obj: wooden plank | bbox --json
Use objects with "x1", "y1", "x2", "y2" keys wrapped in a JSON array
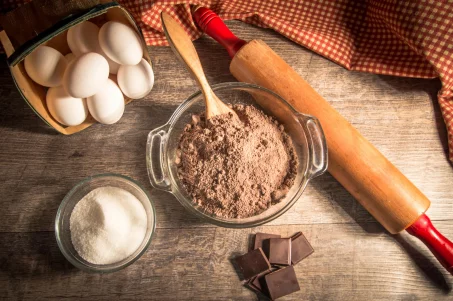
[
  {"x1": 0, "y1": 69, "x2": 451, "y2": 232},
  {"x1": 0, "y1": 21, "x2": 452, "y2": 231},
  {"x1": 1, "y1": 223, "x2": 452, "y2": 300},
  {"x1": 0, "y1": 20, "x2": 453, "y2": 300}
]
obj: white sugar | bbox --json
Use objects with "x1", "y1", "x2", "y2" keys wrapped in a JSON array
[{"x1": 70, "y1": 186, "x2": 147, "y2": 264}]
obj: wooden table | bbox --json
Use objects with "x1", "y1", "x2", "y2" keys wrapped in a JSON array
[{"x1": 1, "y1": 21, "x2": 453, "y2": 300}]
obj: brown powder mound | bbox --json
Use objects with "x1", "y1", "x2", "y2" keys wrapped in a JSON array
[{"x1": 176, "y1": 104, "x2": 298, "y2": 219}]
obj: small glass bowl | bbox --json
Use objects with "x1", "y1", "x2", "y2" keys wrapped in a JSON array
[{"x1": 55, "y1": 173, "x2": 156, "y2": 273}]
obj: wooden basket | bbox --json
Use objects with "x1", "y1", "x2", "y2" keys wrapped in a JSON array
[{"x1": 0, "y1": 0, "x2": 152, "y2": 134}]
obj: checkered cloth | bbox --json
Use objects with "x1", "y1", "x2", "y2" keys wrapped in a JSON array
[{"x1": 3, "y1": 0, "x2": 453, "y2": 160}]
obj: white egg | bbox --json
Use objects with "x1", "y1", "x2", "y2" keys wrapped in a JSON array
[
  {"x1": 67, "y1": 21, "x2": 120, "y2": 74},
  {"x1": 87, "y1": 79, "x2": 125, "y2": 124},
  {"x1": 99, "y1": 21, "x2": 143, "y2": 65},
  {"x1": 46, "y1": 86, "x2": 88, "y2": 126},
  {"x1": 117, "y1": 59, "x2": 154, "y2": 99},
  {"x1": 43, "y1": 30, "x2": 71, "y2": 55},
  {"x1": 65, "y1": 53, "x2": 76, "y2": 64},
  {"x1": 63, "y1": 52, "x2": 109, "y2": 98},
  {"x1": 67, "y1": 21, "x2": 100, "y2": 56},
  {"x1": 24, "y1": 45, "x2": 67, "y2": 87},
  {"x1": 99, "y1": 47, "x2": 120, "y2": 74}
]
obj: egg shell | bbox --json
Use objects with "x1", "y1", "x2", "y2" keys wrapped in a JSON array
[
  {"x1": 117, "y1": 59, "x2": 154, "y2": 99},
  {"x1": 66, "y1": 21, "x2": 120, "y2": 74},
  {"x1": 99, "y1": 21, "x2": 143, "y2": 65},
  {"x1": 87, "y1": 79, "x2": 125, "y2": 124},
  {"x1": 67, "y1": 21, "x2": 101, "y2": 56},
  {"x1": 100, "y1": 47, "x2": 120, "y2": 74},
  {"x1": 63, "y1": 52, "x2": 109, "y2": 98},
  {"x1": 46, "y1": 86, "x2": 88, "y2": 126},
  {"x1": 24, "y1": 45, "x2": 67, "y2": 87},
  {"x1": 43, "y1": 30, "x2": 71, "y2": 55},
  {"x1": 65, "y1": 53, "x2": 76, "y2": 64}
]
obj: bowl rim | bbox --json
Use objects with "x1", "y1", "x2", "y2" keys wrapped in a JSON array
[
  {"x1": 55, "y1": 173, "x2": 156, "y2": 273},
  {"x1": 158, "y1": 82, "x2": 314, "y2": 228},
  {"x1": 167, "y1": 82, "x2": 303, "y2": 125}
]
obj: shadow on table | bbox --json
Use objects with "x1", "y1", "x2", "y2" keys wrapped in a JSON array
[
  {"x1": 311, "y1": 174, "x2": 451, "y2": 293},
  {"x1": 378, "y1": 75, "x2": 451, "y2": 166},
  {"x1": 194, "y1": 35, "x2": 236, "y2": 85},
  {"x1": 307, "y1": 74, "x2": 451, "y2": 291},
  {"x1": 0, "y1": 97, "x2": 58, "y2": 135},
  {"x1": 0, "y1": 231, "x2": 77, "y2": 280},
  {"x1": 0, "y1": 60, "x2": 57, "y2": 135},
  {"x1": 394, "y1": 234, "x2": 451, "y2": 293},
  {"x1": 229, "y1": 251, "x2": 245, "y2": 281},
  {"x1": 0, "y1": 188, "x2": 77, "y2": 279}
]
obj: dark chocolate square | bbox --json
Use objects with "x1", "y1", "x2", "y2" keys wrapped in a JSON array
[
  {"x1": 291, "y1": 232, "x2": 314, "y2": 265},
  {"x1": 251, "y1": 275, "x2": 263, "y2": 291},
  {"x1": 245, "y1": 272, "x2": 272, "y2": 299},
  {"x1": 250, "y1": 270, "x2": 272, "y2": 293},
  {"x1": 291, "y1": 231, "x2": 302, "y2": 240},
  {"x1": 234, "y1": 248, "x2": 271, "y2": 280},
  {"x1": 268, "y1": 238, "x2": 291, "y2": 266},
  {"x1": 245, "y1": 269, "x2": 276, "y2": 300},
  {"x1": 265, "y1": 266, "x2": 300, "y2": 300},
  {"x1": 254, "y1": 232, "x2": 281, "y2": 250},
  {"x1": 245, "y1": 277, "x2": 260, "y2": 294}
]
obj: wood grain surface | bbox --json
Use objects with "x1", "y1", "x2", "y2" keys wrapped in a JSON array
[{"x1": 1, "y1": 21, "x2": 453, "y2": 300}]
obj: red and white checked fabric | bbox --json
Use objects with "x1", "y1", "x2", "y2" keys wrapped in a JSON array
[{"x1": 3, "y1": 0, "x2": 453, "y2": 161}]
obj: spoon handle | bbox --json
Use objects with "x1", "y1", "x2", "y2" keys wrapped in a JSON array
[
  {"x1": 161, "y1": 12, "x2": 236, "y2": 119},
  {"x1": 161, "y1": 12, "x2": 211, "y2": 95}
]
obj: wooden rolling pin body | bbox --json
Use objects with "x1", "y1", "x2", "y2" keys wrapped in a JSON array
[{"x1": 230, "y1": 40, "x2": 429, "y2": 234}]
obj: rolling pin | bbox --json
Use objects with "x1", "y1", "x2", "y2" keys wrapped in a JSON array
[{"x1": 192, "y1": 7, "x2": 453, "y2": 275}]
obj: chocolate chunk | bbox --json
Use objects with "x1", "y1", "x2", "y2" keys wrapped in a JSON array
[
  {"x1": 251, "y1": 270, "x2": 270, "y2": 293},
  {"x1": 265, "y1": 266, "x2": 300, "y2": 300},
  {"x1": 245, "y1": 270, "x2": 274, "y2": 299},
  {"x1": 253, "y1": 232, "x2": 281, "y2": 250},
  {"x1": 251, "y1": 275, "x2": 264, "y2": 292},
  {"x1": 268, "y1": 238, "x2": 291, "y2": 266},
  {"x1": 291, "y1": 232, "x2": 314, "y2": 265},
  {"x1": 234, "y1": 248, "x2": 271, "y2": 280},
  {"x1": 245, "y1": 277, "x2": 261, "y2": 294},
  {"x1": 291, "y1": 231, "x2": 302, "y2": 240}
]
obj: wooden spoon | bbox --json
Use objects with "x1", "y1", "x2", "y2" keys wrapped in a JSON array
[{"x1": 161, "y1": 12, "x2": 236, "y2": 120}]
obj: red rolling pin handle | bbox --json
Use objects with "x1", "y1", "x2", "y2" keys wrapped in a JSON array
[
  {"x1": 192, "y1": 6, "x2": 246, "y2": 58},
  {"x1": 193, "y1": 6, "x2": 453, "y2": 276},
  {"x1": 407, "y1": 214, "x2": 453, "y2": 274}
]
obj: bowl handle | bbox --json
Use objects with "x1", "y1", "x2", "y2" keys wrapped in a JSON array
[
  {"x1": 146, "y1": 124, "x2": 172, "y2": 192},
  {"x1": 297, "y1": 113, "x2": 328, "y2": 179}
]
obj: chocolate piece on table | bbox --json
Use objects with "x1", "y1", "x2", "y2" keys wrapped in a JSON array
[
  {"x1": 250, "y1": 275, "x2": 263, "y2": 291},
  {"x1": 245, "y1": 277, "x2": 260, "y2": 293},
  {"x1": 245, "y1": 284, "x2": 270, "y2": 300},
  {"x1": 268, "y1": 238, "x2": 291, "y2": 266},
  {"x1": 235, "y1": 248, "x2": 271, "y2": 280},
  {"x1": 265, "y1": 266, "x2": 300, "y2": 300},
  {"x1": 254, "y1": 232, "x2": 281, "y2": 250},
  {"x1": 250, "y1": 269, "x2": 271, "y2": 292},
  {"x1": 291, "y1": 231, "x2": 302, "y2": 240},
  {"x1": 291, "y1": 232, "x2": 314, "y2": 265},
  {"x1": 246, "y1": 270, "x2": 273, "y2": 299}
]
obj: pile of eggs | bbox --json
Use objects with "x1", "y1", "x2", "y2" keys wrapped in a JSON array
[{"x1": 24, "y1": 20, "x2": 154, "y2": 126}]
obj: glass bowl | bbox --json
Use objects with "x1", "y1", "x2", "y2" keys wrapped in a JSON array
[
  {"x1": 147, "y1": 82, "x2": 327, "y2": 228},
  {"x1": 55, "y1": 173, "x2": 156, "y2": 273}
]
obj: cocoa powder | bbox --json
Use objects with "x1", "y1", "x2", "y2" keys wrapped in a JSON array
[{"x1": 176, "y1": 104, "x2": 298, "y2": 218}]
